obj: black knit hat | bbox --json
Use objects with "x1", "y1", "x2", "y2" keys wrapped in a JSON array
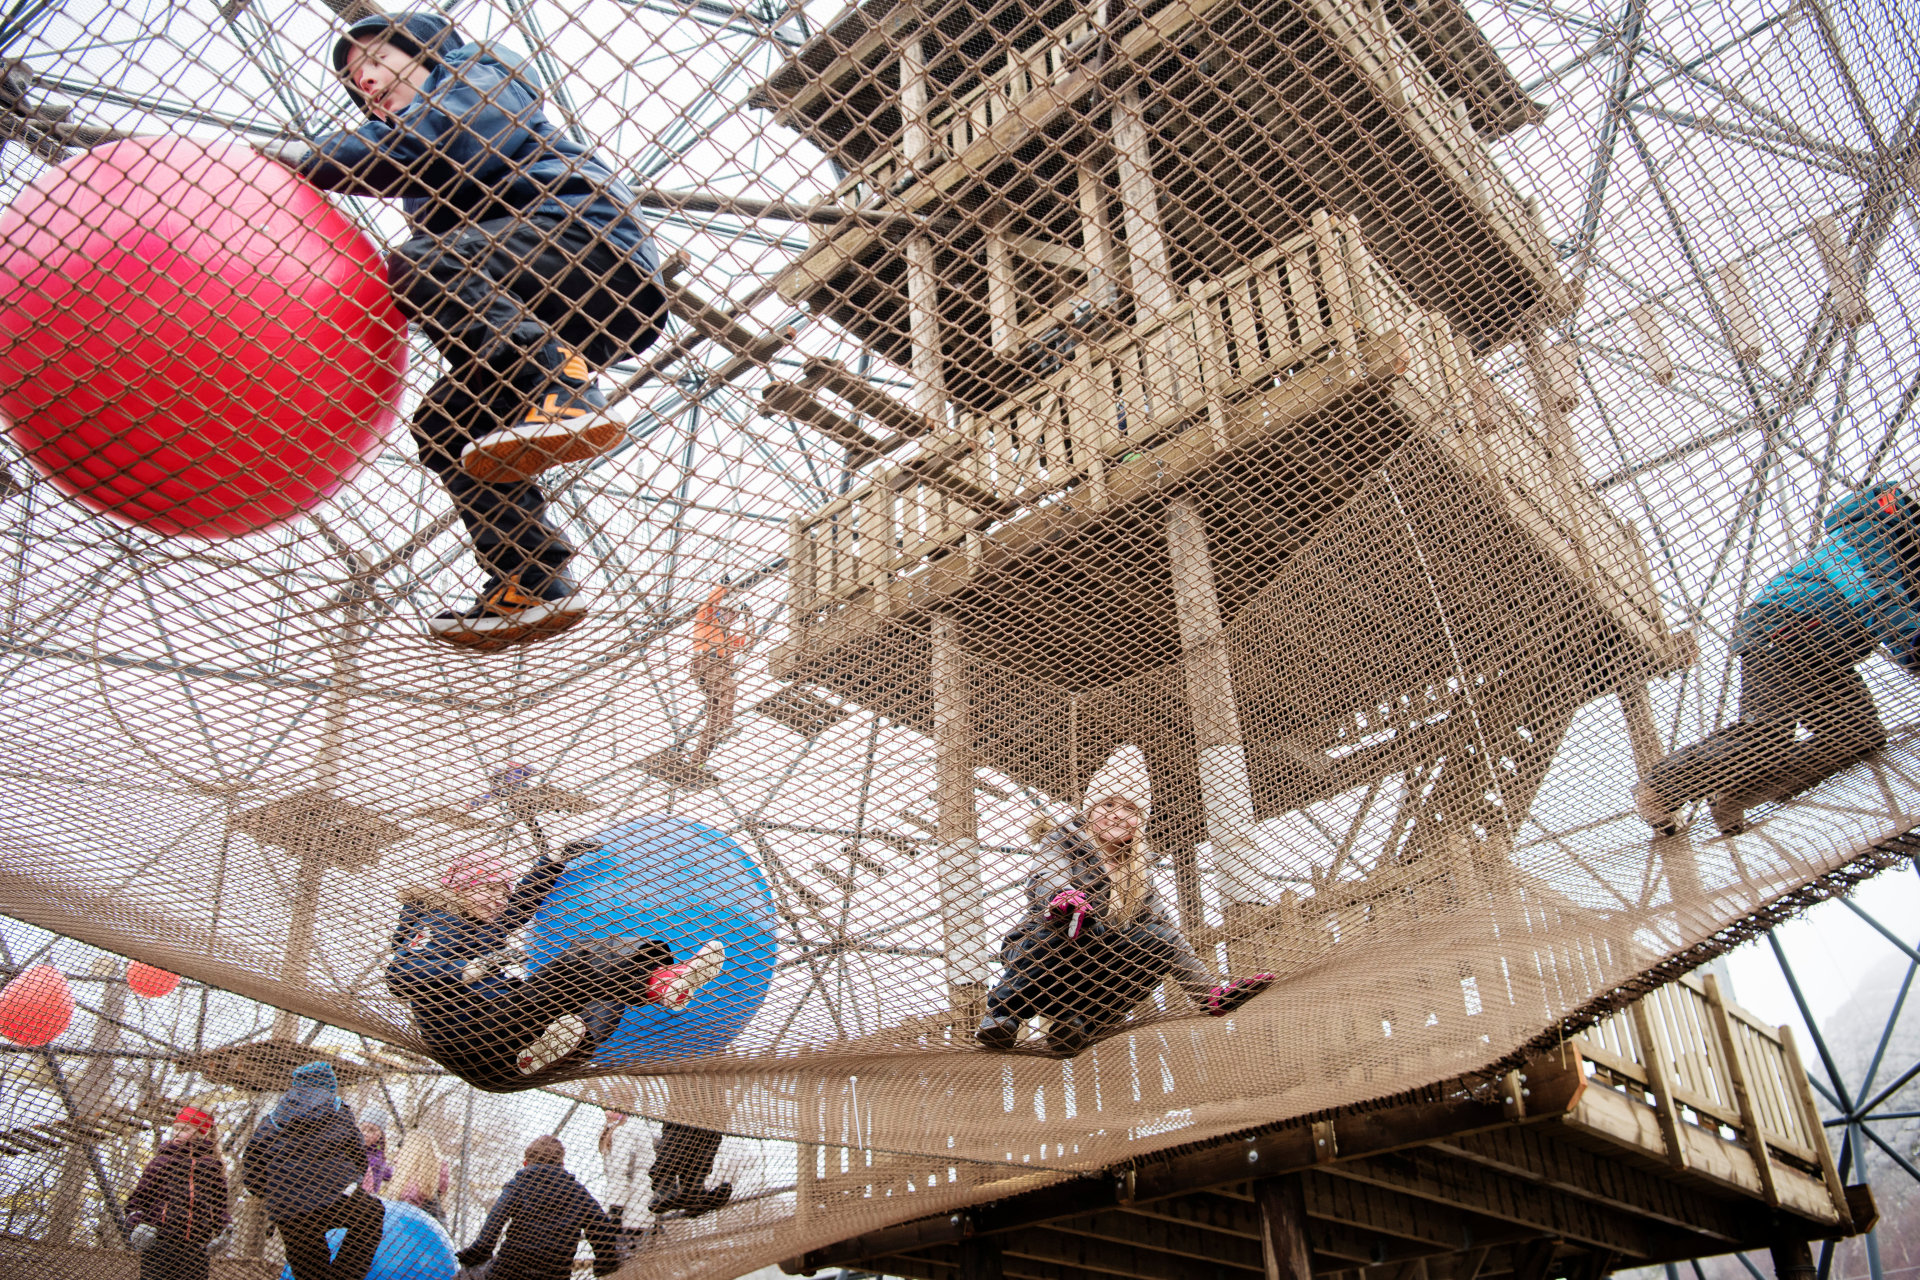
[{"x1": 331, "y1": 11, "x2": 461, "y2": 87}]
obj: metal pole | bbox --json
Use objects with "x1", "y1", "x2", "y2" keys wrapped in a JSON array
[{"x1": 456, "y1": 1087, "x2": 476, "y2": 1241}]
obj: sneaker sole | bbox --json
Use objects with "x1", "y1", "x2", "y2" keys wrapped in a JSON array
[
  {"x1": 430, "y1": 601, "x2": 589, "y2": 651},
  {"x1": 461, "y1": 417, "x2": 624, "y2": 484},
  {"x1": 516, "y1": 1014, "x2": 587, "y2": 1075}
]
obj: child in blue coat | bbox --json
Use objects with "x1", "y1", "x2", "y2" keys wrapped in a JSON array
[
  {"x1": 1637, "y1": 483, "x2": 1920, "y2": 835},
  {"x1": 263, "y1": 12, "x2": 666, "y2": 648},
  {"x1": 387, "y1": 842, "x2": 723, "y2": 1091}
]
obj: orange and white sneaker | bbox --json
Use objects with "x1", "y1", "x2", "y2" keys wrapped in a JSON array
[
  {"x1": 646, "y1": 939, "x2": 727, "y2": 1011},
  {"x1": 461, "y1": 346, "x2": 624, "y2": 484},
  {"x1": 429, "y1": 577, "x2": 587, "y2": 650}
]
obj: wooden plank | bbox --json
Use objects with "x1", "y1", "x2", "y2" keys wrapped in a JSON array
[
  {"x1": 1003, "y1": 1225, "x2": 1264, "y2": 1280},
  {"x1": 1777, "y1": 1024, "x2": 1852, "y2": 1229},
  {"x1": 1629, "y1": 997, "x2": 1689, "y2": 1172},
  {"x1": 1702, "y1": 974, "x2": 1780, "y2": 1207},
  {"x1": 1562, "y1": 1074, "x2": 1840, "y2": 1224}
]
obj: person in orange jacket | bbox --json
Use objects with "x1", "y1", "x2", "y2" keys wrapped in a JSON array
[{"x1": 687, "y1": 581, "x2": 751, "y2": 770}]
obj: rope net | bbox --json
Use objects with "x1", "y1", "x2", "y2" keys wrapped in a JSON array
[{"x1": 0, "y1": 0, "x2": 1913, "y2": 1272}]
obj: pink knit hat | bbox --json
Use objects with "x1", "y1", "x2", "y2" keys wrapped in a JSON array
[{"x1": 442, "y1": 850, "x2": 510, "y2": 890}]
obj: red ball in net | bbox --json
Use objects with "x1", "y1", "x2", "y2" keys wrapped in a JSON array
[
  {"x1": 126, "y1": 960, "x2": 179, "y2": 999},
  {"x1": 0, "y1": 136, "x2": 407, "y2": 539},
  {"x1": 0, "y1": 964, "x2": 72, "y2": 1045}
]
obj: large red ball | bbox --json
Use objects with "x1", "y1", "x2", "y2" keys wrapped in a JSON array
[
  {"x1": 0, "y1": 964, "x2": 73, "y2": 1045},
  {"x1": 0, "y1": 135, "x2": 407, "y2": 539}
]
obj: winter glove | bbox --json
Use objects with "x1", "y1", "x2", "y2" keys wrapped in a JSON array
[
  {"x1": 128, "y1": 1223, "x2": 158, "y2": 1252},
  {"x1": 1047, "y1": 889, "x2": 1093, "y2": 939},
  {"x1": 205, "y1": 1229, "x2": 232, "y2": 1256},
  {"x1": 457, "y1": 1244, "x2": 494, "y2": 1268},
  {"x1": 462, "y1": 948, "x2": 518, "y2": 984},
  {"x1": 249, "y1": 136, "x2": 313, "y2": 170}
]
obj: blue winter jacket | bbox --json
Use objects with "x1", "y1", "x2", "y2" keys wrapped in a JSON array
[
  {"x1": 386, "y1": 853, "x2": 566, "y2": 1003},
  {"x1": 240, "y1": 1062, "x2": 369, "y2": 1222},
  {"x1": 1736, "y1": 484, "x2": 1920, "y2": 671},
  {"x1": 304, "y1": 13, "x2": 658, "y2": 278}
]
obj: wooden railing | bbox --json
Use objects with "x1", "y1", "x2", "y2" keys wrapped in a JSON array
[
  {"x1": 1572, "y1": 972, "x2": 1849, "y2": 1206},
  {"x1": 787, "y1": 212, "x2": 1466, "y2": 620}
]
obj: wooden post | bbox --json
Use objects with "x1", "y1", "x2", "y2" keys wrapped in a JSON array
[
  {"x1": 899, "y1": 27, "x2": 930, "y2": 169},
  {"x1": 904, "y1": 236, "x2": 948, "y2": 421},
  {"x1": 1702, "y1": 974, "x2": 1779, "y2": 1206},
  {"x1": 1254, "y1": 1176, "x2": 1313, "y2": 1280},
  {"x1": 1779, "y1": 1023, "x2": 1853, "y2": 1228},
  {"x1": 1629, "y1": 997, "x2": 1689, "y2": 1172},
  {"x1": 1166, "y1": 497, "x2": 1261, "y2": 910},
  {"x1": 43, "y1": 963, "x2": 124, "y2": 1243},
  {"x1": 1769, "y1": 1240, "x2": 1816, "y2": 1280},
  {"x1": 959, "y1": 1235, "x2": 1005, "y2": 1280},
  {"x1": 932, "y1": 614, "x2": 991, "y2": 1010},
  {"x1": 1112, "y1": 86, "x2": 1176, "y2": 325},
  {"x1": 985, "y1": 212, "x2": 1020, "y2": 356},
  {"x1": 1077, "y1": 156, "x2": 1121, "y2": 309}
]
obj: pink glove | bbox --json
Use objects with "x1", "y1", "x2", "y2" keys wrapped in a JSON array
[{"x1": 1048, "y1": 889, "x2": 1093, "y2": 938}]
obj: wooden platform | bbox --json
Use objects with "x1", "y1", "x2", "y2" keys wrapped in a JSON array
[
  {"x1": 772, "y1": 214, "x2": 1685, "y2": 824},
  {"x1": 783, "y1": 976, "x2": 1871, "y2": 1280},
  {"x1": 755, "y1": 0, "x2": 1568, "y2": 390}
]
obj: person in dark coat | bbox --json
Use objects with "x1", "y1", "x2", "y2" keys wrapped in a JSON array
[
  {"x1": 241, "y1": 1062, "x2": 385, "y2": 1280},
  {"x1": 386, "y1": 840, "x2": 724, "y2": 1092},
  {"x1": 124, "y1": 1106, "x2": 231, "y2": 1280},
  {"x1": 976, "y1": 795, "x2": 1274, "y2": 1057},
  {"x1": 457, "y1": 1135, "x2": 619, "y2": 1279},
  {"x1": 1636, "y1": 483, "x2": 1920, "y2": 836},
  {"x1": 255, "y1": 12, "x2": 668, "y2": 648}
]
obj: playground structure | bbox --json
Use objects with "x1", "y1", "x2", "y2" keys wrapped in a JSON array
[{"x1": 0, "y1": 0, "x2": 1917, "y2": 1276}]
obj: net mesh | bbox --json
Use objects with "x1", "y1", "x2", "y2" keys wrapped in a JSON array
[{"x1": 0, "y1": 0, "x2": 1913, "y2": 1273}]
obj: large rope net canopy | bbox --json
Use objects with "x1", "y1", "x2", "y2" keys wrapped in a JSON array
[{"x1": 0, "y1": 0, "x2": 1914, "y2": 1271}]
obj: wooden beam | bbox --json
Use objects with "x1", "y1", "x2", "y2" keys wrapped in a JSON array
[
  {"x1": 762, "y1": 382, "x2": 894, "y2": 465},
  {"x1": 803, "y1": 357, "x2": 946, "y2": 438},
  {"x1": 962, "y1": 1236, "x2": 1007, "y2": 1280},
  {"x1": 1258, "y1": 1177, "x2": 1314, "y2": 1280},
  {"x1": 1003, "y1": 1226, "x2": 1264, "y2": 1280},
  {"x1": 1321, "y1": 1154, "x2": 1666, "y2": 1258},
  {"x1": 1701, "y1": 975, "x2": 1778, "y2": 1207},
  {"x1": 1778, "y1": 1025, "x2": 1852, "y2": 1230},
  {"x1": 1427, "y1": 1127, "x2": 1753, "y2": 1241},
  {"x1": 1302, "y1": 1171, "x2": 1539, "y2": 1252},
  {"x1": 1628, "y1": 999, "x2": 1689, "y2": 1173},
  {"x1": 1054, "y1": 1211, "x2": 1263, "y2": 1270}
]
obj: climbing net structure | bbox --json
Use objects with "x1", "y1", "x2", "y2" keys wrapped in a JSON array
[{"x1": 0, "y1": 0, "x2": 1916, "y2": 1272}]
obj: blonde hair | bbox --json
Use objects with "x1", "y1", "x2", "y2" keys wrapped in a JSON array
[{"x1": 389, "y1": 1131, "x2": 444, "y2": 1204}]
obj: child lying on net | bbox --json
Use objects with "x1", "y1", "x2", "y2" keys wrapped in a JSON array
[
  {"x1": 975, "y1": 793, "x2": 1274, "y2": 1057},
  {"x1": 387, "y1": 843, "x2": 724, "y2": 1091}
]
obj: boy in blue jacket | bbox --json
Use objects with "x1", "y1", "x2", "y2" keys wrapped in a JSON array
[
  {"x1": 263, "y1": 13, "x2": 666, "y2": 648},
  {"x1": 458, "y1": 1136, "x2": 619, "y2": 1279},
  {"x1": 1637, "y1": 483, "x2": 1920, "y2": 836}
]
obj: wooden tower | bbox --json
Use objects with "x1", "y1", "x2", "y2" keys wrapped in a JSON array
[{"x1": 751, "y1": 0, "x2": 1692, "y2": 1009}]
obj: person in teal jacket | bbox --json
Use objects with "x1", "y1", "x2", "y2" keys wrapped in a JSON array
[
  {"x1": 259, "y1": 12, "x2": 666, "y2": 648},
  {"x1": 1636, "y1": 483, "x2": 1920, "y2": 836}
]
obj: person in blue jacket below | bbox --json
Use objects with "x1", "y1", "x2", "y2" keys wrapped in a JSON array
[
  {"x1": 458, "y1": 1136, "x2": 619, "y2": 1279},
  {"x1": 387, "y1": 840, "x2": 725, "y2": 1092},
  {"x1": 257, "y1": 12, "x2": 667, "y2": 649},
  {"x1": 241, "y1": 1062, "x2": 384, "y2": 1280},
  {"x1": 1636, "y1": 483, "x2": 1920, "y2": 837}
]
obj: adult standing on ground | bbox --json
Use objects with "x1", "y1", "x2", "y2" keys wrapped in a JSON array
[
  {"x1": 456, "y1": 1135, "x2": 619, "y2": 1279},
  {"x1": 686, "y1": 581, "x2": 751, "y2": 771},
  {"x1": 241, "y1": 1061, "x2": 385, "y2": 1280}
]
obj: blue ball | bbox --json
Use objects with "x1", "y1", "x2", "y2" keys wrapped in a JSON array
[
  {"x1": 279, "y1": 1199, "x2": 455, "y2": 1280},
  {"x1": 525, "y1": 815, "x2": 776, "y2": 1063}
]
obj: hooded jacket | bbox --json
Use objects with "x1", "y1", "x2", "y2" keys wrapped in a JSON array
[
  {"x1": 386, "y1": 852, "x2": 566, "y2": 1004},
  {"x1": 124, "y1": 1134, "x2": 230, "y2": 1247},
  {"x1": 1737, "y1": 483, "x2": 1920, "y2": 671},
  {"x1": 1013, "y1": 822, "x2": 1179, "y2": 940},
  {"x1": 305, "y1": 13, "x2": 658, "y2": 281},
  {"x1": 241, "y1": 1063, "x2": 369, "y2": 1222},
  {"x1": 461, "y1": 1161, "x2": 619, "y2": 1279}
]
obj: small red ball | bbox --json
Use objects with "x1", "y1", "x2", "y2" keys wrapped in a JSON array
[
  {"x1": 126, "y1": 960, "x2": 179, "y2": 999},
  {"x1": 0, "y1": 135, "x2": 407, "y2": 539},
  {"x1": 0, "y1": 964, "x2": 73, "y2": 1046}
]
